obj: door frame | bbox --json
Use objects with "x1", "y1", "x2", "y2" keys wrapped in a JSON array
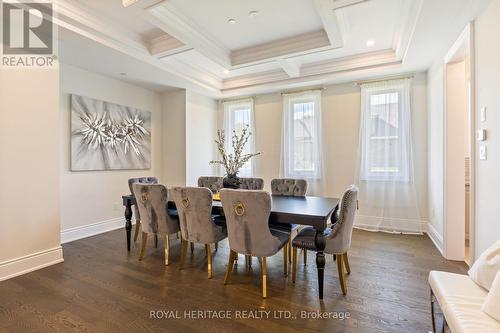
[{"x1": 442, "y1": 23, "x2": 476, "y2": 263}]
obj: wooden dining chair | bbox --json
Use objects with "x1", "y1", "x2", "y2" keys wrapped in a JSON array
[
  {"x1": 270, "y1": 178, "x2": 308, "y2": 264},
  {"x1": 133, "y1": 183, "x2": 180, "y2": 266},
  {"x1": 128, "y1": 177, "x2": 159, "y2": 243},
  {"x1": 291, "y1": 185, "x2": 358, "y2": 295},
  {"x1": 170, "y1": 187, "x2": 228, "y2": 279},
  {"x1": 220, "y1": 189, "x2": 290, "y2": 299}
]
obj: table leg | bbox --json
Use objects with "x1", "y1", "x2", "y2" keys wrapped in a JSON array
[
  {"x1": 125, "y1": 199, "x2": 132, "y2": 251},
  {"x1": 314, "y1": 228, "x2": 326, "y2": 300}
]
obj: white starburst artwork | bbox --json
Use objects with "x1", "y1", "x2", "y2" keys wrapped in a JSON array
[{"x1": 71, "y1": 94, "x2": 151, "y2": 170}]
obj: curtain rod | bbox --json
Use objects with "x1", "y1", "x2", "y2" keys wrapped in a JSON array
[
  {"x1": 219, "y1": 96, "x2": 255, "y2": 103},
  {"x1": 281, "y1": 87, "x2": 324, "y2": 96},
  {"x1": 355, "y1": 73, "x2": 414, "y2": 86}
]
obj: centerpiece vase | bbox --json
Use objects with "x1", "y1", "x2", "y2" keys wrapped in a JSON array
[{"x1": 223, "y1": 173, "x2": 241, "y2": 189}]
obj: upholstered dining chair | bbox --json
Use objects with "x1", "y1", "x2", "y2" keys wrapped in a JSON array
[
  {"x1": 133, "y1": 183, "x2": 180, "y2": 266},
  {"x1": 197, "y1": 176, "x2": 223, "y2": 193},
  {"x1": 170, "y1": 187, "x2": 228, "y2": 279},
  {"x1": 291, "y1": 185, "x2": 358, "y2": 295},
  {"x1": 270, "y1": 178, "x2": 308, "y2": 264},
  {"x1": 239, "y1": 177, "x2": 264, "y2": 190},
  {"x1": 128, "y1": 177, "x2": 159, "y2": 243},
  {"x1": 220, "y1": 189, "x2": 290, "y2": 299}
]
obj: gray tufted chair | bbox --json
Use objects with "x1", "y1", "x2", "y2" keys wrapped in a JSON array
[
  {"x1": 291, "y1": 185, "x2": 358, "y2": 295},
  {"x1": 271, "y1": 178, "x2": 308, "y2": 196},
  {"x1": 220, "y1": 189, "x2": 290, "y2": 299},
  {"x1": 197, "y1": 176, "x2": 223, "y2": 193},
  {"x1": 239, "y1": 177, "x2": 264, "y2": 190},
  {"x1": 133, "y1": 183, "x2": 180, "y2": 266},
  {"x1": 170, "y1": 187, "x2": 228, "y2": 279},
  {"x1": 270, "y1": 178, "x2": 308, "y2": 265},
  {"x1": 128, "y1": 177, "x2": 159, "y2": 243}
]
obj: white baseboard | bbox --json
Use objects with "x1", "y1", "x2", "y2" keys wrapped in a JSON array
[
  {"x1": 426, "y1": 222, "x2": 444, "y2": 255},
  {"x1": 61, "y1": 217, "x2": 128, "y2": 244},
  {"x1": 0, "y1": 246, "x2": 64, "y2": 282},
  {"x1": 354, "y1": 215, "x2": 427, "y2": 234}
]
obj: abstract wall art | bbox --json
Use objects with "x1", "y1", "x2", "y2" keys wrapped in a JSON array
[{"x1": 71, "y1": 94, "x2": 151, "y2": 171}]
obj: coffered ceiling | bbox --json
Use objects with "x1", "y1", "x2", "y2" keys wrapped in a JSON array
[{"x1": 55, "y1": 0, "x2": 489, "y2": 97}]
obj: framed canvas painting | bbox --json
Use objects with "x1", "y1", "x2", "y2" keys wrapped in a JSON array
[{"x1": 71, "y1": 94, "x2": 151, "y2": 170}]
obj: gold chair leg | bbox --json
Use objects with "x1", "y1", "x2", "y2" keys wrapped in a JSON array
[
  {"x1": 303, "y1": 249, "x2": 307, "y2": 265},
  {"x1": 283, "y1": 244, "x2": 288, "y2": 276},
  {"x1": 336, "y1": 253, "x2": 347, "y2": 295},
  {"x1": 224, "y1": 250, "x2": 236, "y2": 285},
  {"x1": 179, "y1": 239, "x2": 188, "y2": 270},
  {"x1": 133, "y1": 220, "x2": 141, "y2": 243},
  {"x1": 288, "y1": 238, "x2": 292, "y2": 264},
  {"x1": 154, "y1": 234, "x2": 158, "y2": 248},
  {"x1": 206, "y1": 244, "x2": 213, "y2": 279},
  {"x1": 164, "y1": 234, "x2": 170, "y2": 266},
  {"x1": 139, "y1": 232, "x2": 148, "y2": 261},
  {"x1": 292, "y1": 246, "x2": 297, "y2": 283},
  {"x1": 262, "y1": 257, "x2": 267, "y2": 299},
  {"x1": 343, "y1": 253, "x2": 351, "y2": 274},
  {"x1": 190, "y1": 242, "x2": 194, "y2": 253}
]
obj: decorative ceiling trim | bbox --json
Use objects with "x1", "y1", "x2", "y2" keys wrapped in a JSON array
[
  {"x1": 146, "y1": 1, "x2": 232, "y2": 68},
  {"x1": 149, "y1": 34, "x2": 192, "y2": 57},
  {"x1": 313, "y1": 0, "x2": 346, "y2": 48},
  {"x1": 53, "y1": 0, "x2": 222, "y2": 94},
  {"x1": 393, "y1": 0, "x2": 423, "y2": 61},
  {"x1": 231, "y1": 30, "x2": 331, "y2": 67},
  {"x1": 277, "y1": 58, "x2": 301, "y2": 78}
]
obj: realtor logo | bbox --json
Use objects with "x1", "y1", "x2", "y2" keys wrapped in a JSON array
[{"x1": 1, "y1": 0, "x2": 56, "y2": 67}]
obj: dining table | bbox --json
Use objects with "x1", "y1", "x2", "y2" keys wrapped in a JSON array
[{"x1": 121, "y1": 193, "x2": 339, "y2": 300}]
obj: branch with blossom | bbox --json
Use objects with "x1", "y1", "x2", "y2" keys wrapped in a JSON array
[{"x1": 209, "y1": 125, "x2": 260, "y2": 176}]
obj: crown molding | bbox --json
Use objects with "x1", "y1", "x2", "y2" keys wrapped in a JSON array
[
  {"x1": 231, "y1": 30, "x2": 331, "y2": 67},
  {"x1": 53, "y1": 0, "x2": 222, "y2": 94},
  {"x1": 313, "y1": 0, "x2": 346, "y2": 48},
  {"x1": 393, "y1": 0, "x2": 423, "y2": 61},
  {"x1": 146, "y1": 1, "x2": 232, "y2": 68},
  {"x1": 149, "y1": 34, "x2": 192, "y2": 57},
  {"x1": 277, "y1": 58, "x2": 301, "y2": 78}
]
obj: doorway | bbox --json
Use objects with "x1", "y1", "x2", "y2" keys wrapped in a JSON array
[{"x1": 443, "y1": 23, "x2": 475, "y2": 264}]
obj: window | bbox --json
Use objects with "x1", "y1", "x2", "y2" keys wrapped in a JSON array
[
  {"x1": 282, "y1": 91, "x2": 322, "y2": 179},
  {"x1": 223, "y1": 99, "x2": 255, "y2": 176},
  {"x1": 360, "y1": 80, "x2": 412, "y2": 181}
]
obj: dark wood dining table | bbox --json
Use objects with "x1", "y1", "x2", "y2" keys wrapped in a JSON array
[{"x1": 121, "y1": 194, "x2": 339, "y2": 300}]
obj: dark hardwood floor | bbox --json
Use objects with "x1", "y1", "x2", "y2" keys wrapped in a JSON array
[{"x1": 0, "y1": 229, "x2": 466, "y2": 333}]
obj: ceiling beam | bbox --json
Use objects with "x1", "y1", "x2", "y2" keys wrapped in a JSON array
[
  {"x1": 331, "y1": 0, "x2": 369, "y2": 10},
  {"x1": 277, "y1": 58, "x2": 301, "y2": 78},
  {"x1": 312, "y1": 0, "x2": 345, "y2": 48},
  {"x1": 146, "y1": 1, "x2": 232, "y2": 68}
]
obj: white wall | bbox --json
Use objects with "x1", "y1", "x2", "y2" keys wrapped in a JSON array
[
  {"x1": 427, "y1": 63, "x2": 445, "y2": 251},
  {"x1": 217, "y1": 73, "x2": 428, "y2": 223},
  {"x1": 161, "y1": 89, "x2": 187, "y2": 186},
  {"x1": 59, "y1": 64, "x2": 163, "y2": 242},
  {"x1": 185, "y1": 91, "x2": 218, "y2": 186},
  {"x1": 0, "y1": 68, "x2": 62, "y2": 280},
  {"x1": 474, "y1": 0, "x2": 500, "y2": 255}
]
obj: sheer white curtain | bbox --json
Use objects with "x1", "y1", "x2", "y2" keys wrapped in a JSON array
[
  {"x1": 223, "y1": 98, "x2": 256, "y2": 177},
  {"x1": 355, "y1": 78, "x2": 422, "y2": 233},
  {"x1": 281, "y1": 91, "x2": 324, "y2": 195}
]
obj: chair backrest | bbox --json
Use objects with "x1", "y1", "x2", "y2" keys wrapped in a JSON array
[
  {"x1": 128, "y1": 177, "x2": 159, "y2": 220},
  {"x1": 271, "y1": 178, "x2": 307, "y2": 197},
  {"x1": 239, "y1": 177, "x2": 264, "y2": 190},
  {"x1": 220, "y1": 189, "x2": 280, "y2": 257},
  {"x1": 197, "y1": 176, "x2": 223, "y2": 193},
  {"x1": 128, "y1": 177, "x2": 159, "y2": 194},
  {"x1": 133, "y1": 183, "x2": 178, "y2": 235},
  {"x1": 326, "y1": 185, "x2": 358, "y2": 254},
  {"x1": 170, "y1": 187, "x2": 225, "y2": 244}
]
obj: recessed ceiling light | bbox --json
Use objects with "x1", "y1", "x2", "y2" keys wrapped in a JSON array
[
  {"x1": 366, "y1": 40, "x2": 375, "y2": 47},
  {"x1": 249, "y1": 10, "x2": 259, "y2": 18},
  {"x1": 223, "y1": 69, "x2": 230, "y2": 74},
  {"x1": 227, "y1": 18, "x2": 236, "y2": 25}
]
